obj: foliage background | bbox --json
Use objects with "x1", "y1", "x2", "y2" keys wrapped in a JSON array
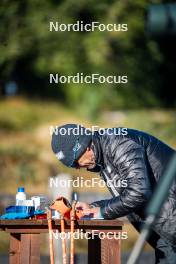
[{"x1": 1, "y1": 0, "x2": 176, "y2": 118}]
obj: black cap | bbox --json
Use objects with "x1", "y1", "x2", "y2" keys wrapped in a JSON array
[{"x1": 51, "y1": 124, "x2": 92, "y2": 168}]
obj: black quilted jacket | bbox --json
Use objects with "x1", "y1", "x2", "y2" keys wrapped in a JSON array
[{"x1": 90, "y1": 128, "x2": 176, "y2": 246}]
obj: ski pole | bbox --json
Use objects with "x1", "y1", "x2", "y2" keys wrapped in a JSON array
[{"x1": 127, "y1": 153, "x2": 176, "y2": 264}]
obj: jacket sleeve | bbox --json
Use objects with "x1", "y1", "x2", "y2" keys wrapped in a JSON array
[{"x1": 91, "y1": 141, "x2": 152, "y2": 219}]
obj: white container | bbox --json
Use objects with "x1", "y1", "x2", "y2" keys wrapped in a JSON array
[
  {"x1": 31, "y1": 196, "x2": 48, "y2": 210},
  {"x1": 17, "y1": 200, "x2": 34, "y2": 206},
  {"x1": 31, "y1": 196, "x2": 41, "y2": 210},
  {"x1": 16, "y1": 187, "x2": 26, "y2": 205}
]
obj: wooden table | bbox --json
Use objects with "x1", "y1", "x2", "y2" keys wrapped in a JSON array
[{"x1": 0, "y1": 219, "x2": 123, "y2": 264}]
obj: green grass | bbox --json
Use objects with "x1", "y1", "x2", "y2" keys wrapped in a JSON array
[
  {"x1": 0, "y1": 97, "x2": 70, "y2": 132},
  {"x1": 100, "y1": 109, "x2": 176, "y2": 147}
]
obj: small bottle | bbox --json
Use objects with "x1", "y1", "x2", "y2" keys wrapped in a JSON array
[{"x1": 16, "y1": 187, "x2": 26, "y2": 205}]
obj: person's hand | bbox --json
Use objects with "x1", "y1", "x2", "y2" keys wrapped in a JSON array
[
  {"x1": 75, "y1": 201, "x2": 90, "y2": 210},
  {"x1": 79, "y1": 207, "x2": 102, "y2": 219}
]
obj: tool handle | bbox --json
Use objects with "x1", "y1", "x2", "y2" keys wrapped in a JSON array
[
  {"x1": 61, "y1": 217, "x2": 67, "y2": 264},
  {"x1": 47, "y1": 210, "x2": 54, "y2": 264}
]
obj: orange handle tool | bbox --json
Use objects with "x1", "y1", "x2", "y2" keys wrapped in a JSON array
[
  {"x1": 50, "y1": 197, "x2": 71, "y2": 220},
  {"x1": 47, "y1": 209, "x2": 55, "y2": 264},
  {"x1": 70, "y1": 199, "x2": 77, "y2": 264},
  {"x1": 61, "y1": 215, "x2": 67, "y2": 264}
]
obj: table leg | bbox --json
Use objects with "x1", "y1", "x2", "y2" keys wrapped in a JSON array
[
  {"x1": 9, "y1": 233, "x2": 21, "y2": 264},
  {"x1": 20, "y1": 234, "x2": 31, "y2": 264},
  {"x1": 88, "y1": 235, "x2": 101, "y2": 264},
  {"x1": 30, "y1": 234, "x2": 40, "y2": 264},
  {"x1": 88, "y1": 234, "x2": 121, "y2": 264},
  {"x1": 101, "y1": 235, "x2": 121, "y2": 264},
  {"x1": 9, "y1": 233, "x2": 40, "y2": 264}
]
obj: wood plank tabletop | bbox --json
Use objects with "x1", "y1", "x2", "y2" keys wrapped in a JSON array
[
  {"x1": 0, "y1": 219, "x2": 123, "y2": 233},
  {"x1": 0, "y1": 219, "x2": 123, "y2": 226}
]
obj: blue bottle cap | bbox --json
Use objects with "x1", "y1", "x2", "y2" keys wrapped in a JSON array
[{"x1": 18, "y1": 187, "x2": 25, "y2": 192}]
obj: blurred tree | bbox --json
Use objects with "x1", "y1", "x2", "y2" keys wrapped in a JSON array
[{"x1": 0, "y1": 0, "x2": 175, "y2": 117}]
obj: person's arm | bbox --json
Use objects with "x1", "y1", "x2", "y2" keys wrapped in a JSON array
[{"x1": 90, "y1": 141, "x2": 152, "y2": 219}]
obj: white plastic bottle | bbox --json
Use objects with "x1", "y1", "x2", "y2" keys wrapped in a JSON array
[{"x1": 16, "y1": 187, "x2": 26, "y2": 205}]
